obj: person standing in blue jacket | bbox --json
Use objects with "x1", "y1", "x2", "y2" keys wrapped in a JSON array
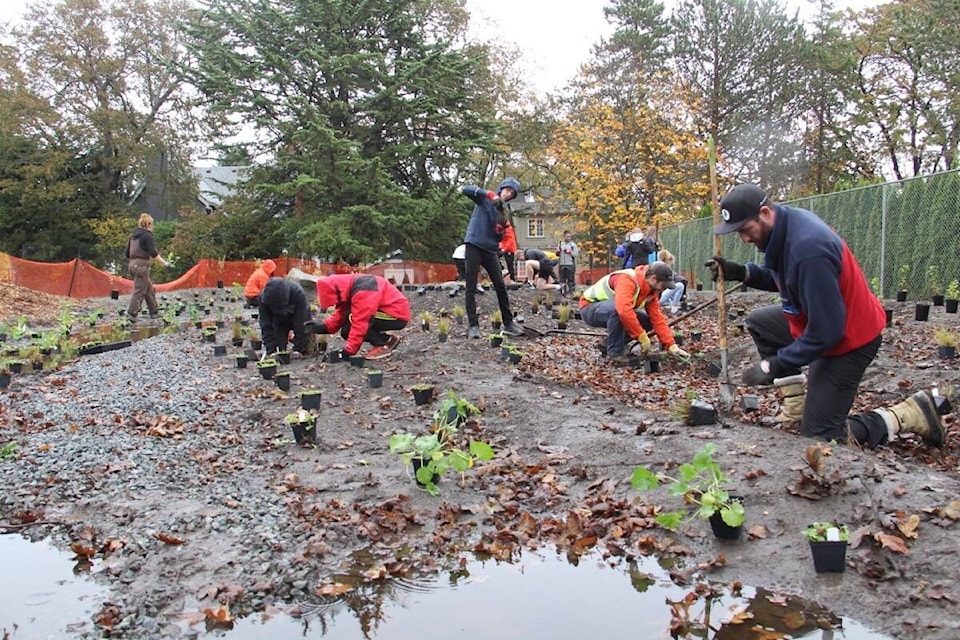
[{"x1": 461, "y1": 178, "x2": 525, "y2": 339}]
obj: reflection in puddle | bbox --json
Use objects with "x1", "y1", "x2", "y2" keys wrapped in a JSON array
[
  {"x1": 0, "y1": 534, "x2": 107, "y2": 639},
  {"x1": 219, "y1": 549, "x2": 892, "y2": 639}
]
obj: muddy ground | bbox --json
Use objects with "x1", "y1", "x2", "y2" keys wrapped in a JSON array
[{"x1": 1, "y1": 282, "x2": 959, "y2": 639}]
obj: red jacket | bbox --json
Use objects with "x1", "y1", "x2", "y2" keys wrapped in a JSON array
[
  {"x1": 316, "y1": 274, "x2": 411, "y2": 354},
  {"x1": 499, "y1": 223, "x2": 517, "y2": 254}
]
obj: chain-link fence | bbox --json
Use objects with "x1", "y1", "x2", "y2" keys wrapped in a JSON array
[{"x1": 660, "y1": 169, "x2": 960, "y2": 299}]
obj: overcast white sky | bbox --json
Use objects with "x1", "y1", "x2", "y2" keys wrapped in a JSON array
[{"x1": 2, "y1": 0, "x2": 880, "y2": 95}]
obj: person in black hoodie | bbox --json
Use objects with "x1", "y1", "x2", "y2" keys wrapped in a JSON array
[
  {"x1": 258, "y1": 277, "x2": 310, "y2": 356},
  {"x1": 126, "y1": 213, "x2": 170, "y2": 319}
]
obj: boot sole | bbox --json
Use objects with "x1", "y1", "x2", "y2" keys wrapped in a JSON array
[{"x1": 915, "y1": 391, "x2": 945, "y2": 448}]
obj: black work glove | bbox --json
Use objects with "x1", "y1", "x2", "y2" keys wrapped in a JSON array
[
  {"x1": 742, "y1": 357, "x2": 790, "y2": 386},
  {"x1": 705, "y1": 256, "x2": 747, "y2": 283},
  {"x1": 304, "y1": 320, "x2": 329, "y2": 335}
]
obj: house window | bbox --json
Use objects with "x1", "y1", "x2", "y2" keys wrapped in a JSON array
[{"x1": 527, "y1": 218, "x2": 544, "y2": 238}]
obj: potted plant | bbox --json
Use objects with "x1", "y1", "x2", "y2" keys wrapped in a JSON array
[
  {"x1": 433, "y1": 390, "x2": 480, "y2": 430},
  {"x1": 275, "y1": 349, "x2": 292, "y2": 365},
  {"x1": 927, "y1": 265, "x2": 944, "y2": 305},
  {"x1": 235, "y1": 353, "x2": 248, "y2": 369},
  {"x1": 0, "y1": 363, "x2": 11, "y2": 389},
  {"x1": 945, "y1": 280, "x2": 960, "y2": 314},
  {"x1": 896, "y1": 264, "x2": 910, "y2": 302},
  {"x1": 246, "y1": 327, "x2": 262, "y2": 351},
  {"x1": 284, "y1": 409, "x2": 317, "y2": 445},
  {"x1": 437, "y1": 316, "x2": 450, "y2": 343},
  {"x1": 556, "y1": 304, "x2": 572, "y2": 330},
  {"x1": 366, "y1": 369, "x2": 383, "y2": 388},
  {"x1": 257, "y1": 357, "x2": 278, "y2": 379},
  {"x1": 418, "y1": 311, "x2": 433, "y2": 332},
  {"x1": 231, "y1": 320, "x2": 244, "y2": 347},
  {"x1": 915, "y1": 302, "x2": 931, "y2": 322},
  {"x1": 452, "y1": 305, "x2": 466, "y2": 325},
  {"x1": 802, "y1": 522, "x2": 849, "y2": 573},
  {"x1": 201, "y1": 326, "x2": 217, "y2": 343},
  {"x1": 411, "y1": 383, "x2": 435, "y2": 406},
  {"x1": 212, "y1": 344, "x2": 227, "y2": 356},
  {"x1": 490, "y1": 309, "x2": 502, "y2": 331},
  {"x1": 507, "y1": 347, "x2": 524, "y2": 365},
  {"x1": 300, "y1": 389, "x2": 322, "y2": 410},
  {"x1": 388, "y1": 419, "x2": 495, "y2": 496},
  {"x1": 630, "y1": 443, "x2": 745, "y2": 540},
  {"x1": 489, "y1": 333, "x2": 503, "y2": 348},
  {"x1": 934, "y1": 328, "x2": 957, "y2": 359},
  {"x1": 275, "y1": 370, "x2": 291, "y2": 391}
]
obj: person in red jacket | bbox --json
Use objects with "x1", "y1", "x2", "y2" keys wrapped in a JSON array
[
  {"x1": 307, "y1": 274, "x2": 411, "y2": 361},
  {"x1": 243, "y1": 259, "x2": 277, "y2": 307},
  {"x1": 708, "y1": 183, "x2": 947, "y2": 449},
  {"x1": 499, "y1": 221, "x2": 518, "y2": 284}
]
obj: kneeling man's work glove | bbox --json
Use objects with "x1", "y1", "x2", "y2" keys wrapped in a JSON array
[
  {"x1": 634, "y1": 332, "x2": 652, "y2": 354},
  {"x1": 668, "y1": 344, "x2": 691, "y2": 361},
  {"x1": 705, "y1": 256, "x2": 746, "y2": 283},
  {"x1": 742, "y1": 357, "x2": 790, "y2": 386}
]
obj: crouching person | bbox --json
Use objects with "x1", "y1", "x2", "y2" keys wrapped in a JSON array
[
  {"x1": 259, "y1": 277, "x2": 310, "y2": 356},
  {"x1": 578, "y1": 262, "x2": 690, "y2": 366},
  {"x1": 307, "y1": 274, "x2": 411, "y2": 361}
]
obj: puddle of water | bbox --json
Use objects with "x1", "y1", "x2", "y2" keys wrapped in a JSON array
[
  {"x1": 212, "y1": 550, "x2": 893, "y2": 640},
  {"x1": 0, "y1": 534, "x2": 108, "y2": 639}
]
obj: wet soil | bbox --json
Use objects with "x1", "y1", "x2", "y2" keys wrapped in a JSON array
[{"x1": 1, "y1": 284, "x2": 959, "y2": 639}]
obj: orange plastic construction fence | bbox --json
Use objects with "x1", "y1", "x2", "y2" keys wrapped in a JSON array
[{"x1": 0, "y1": 252, "x2": 462, "y2": 298}]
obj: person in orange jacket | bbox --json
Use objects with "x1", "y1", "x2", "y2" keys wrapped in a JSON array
[
  {"x1": 243, "y1": 259, "x2": 277, "y2": 307},
  {"x1": 499, "y1": 221, "x2": 518, "y2": 284},
  {"x1": 579, "y1": 262, "x2": 691, "y2": 365},
  {"x1": 306, "y1": 273, "x2": 411, "y2": 361}
]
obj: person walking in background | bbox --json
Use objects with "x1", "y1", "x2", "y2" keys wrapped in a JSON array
[
  {"x1": 499, "y1": 221, "x2": 518, "y2": 284},
  {"x1": 258, "y1": 277, "x2": 310, "y2": 356},
  {"x1": 645, "y1": 225, "x2": 661, "y2": 263},
  {"x1": 243, "y1": 259, "x2": 277, "y2": 307},
  {"x1": 557, "y1": 230, "x2": 579, "y2": 293},
  {"x1": 708, "y1": 183, "x2": 947, "y2": 448},
  {"x1": 657, "y1": 249, "x2": 687, "y2": 314},
  {"x1": 579, "y1": 262, "x2": 690, "y2": 365},
  {"x1": 461, "y1": 178, "x2": 525, "y2": 339},
  {"x1": 125, "y1": 213, "x2": 170, "y2": 320},
  {"x1": 306, "y1": 273, "x2": 410, "y2": 361},
  {"x1": 452, "y1": 244, "x2": 467, "y2": 282}
]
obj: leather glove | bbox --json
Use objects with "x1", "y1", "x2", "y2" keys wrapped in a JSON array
[
  {"x1": 742, "y1": 357, "x2": 790, "y2": 386},
  {"x1": 668, "y1": 344, "x2": 691, "y2": 362},
  {"x1": 705, "y1": 255, "x2": 747, "y2": 283}
]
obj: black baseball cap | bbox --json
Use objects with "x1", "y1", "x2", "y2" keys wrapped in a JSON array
[
  {"x1": 646, "y1": 261, "x2": 676, "y2": 289},
  {"x1": 713, "y1": 184, "x2": 769, "y2": 235}
]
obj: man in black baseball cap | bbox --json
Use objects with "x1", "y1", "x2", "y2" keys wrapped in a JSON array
[
  {"x1": 712, "y1": 183, "x2": 770, "y2": 236},
  {"x1": 703, "y1": 183, "x2": 948, "y2": 452}
]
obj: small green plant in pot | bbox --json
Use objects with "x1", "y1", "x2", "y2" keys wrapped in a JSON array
[
  {"x1": 803, "y1": 521, "x2": 849, "y2": 573},
  {"x1": 284, "y1": 409, "x2": 317, "y2": 445},
  {"x1": 433, "y1": 390, "x2": 480, "y2": 430},
  {"x1": 389, "y1": 415, "x2": 494, "y2": 496},
  {"x1": 489, "y1": 309, "x2": 502, "y2": 330},
  {"x1": 437, "y1": 316, "x2": 451, "y2": 342},
  {"x1": 630, "y1": 443, "x2": 745, "y2": 539},
  {"x1": 418, "y1": 311, "x2": 433, "y2": 332},
  {"x1": 945, "y1": 280, "x2": 960, "y2": 313},
  {"x1": 933, "y1": 328, "x2": 957, "y2": 359}
]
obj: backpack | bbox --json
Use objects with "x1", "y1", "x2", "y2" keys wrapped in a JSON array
[{"x1": 627, "y1": 238, "x2": 655, "y2": 266}]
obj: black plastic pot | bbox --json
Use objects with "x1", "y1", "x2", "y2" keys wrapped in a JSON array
[
  {"x1": 915, "y1": 303, "x2": 931, "y2": 321},
  {"x1": 367, "y1": 371, "x2": 383, "y2": 388},
  {"x1": 645, "y1": 359, "x2": 660, "y2": 374},
  {"x1": 412, "y1": 386, "x2": 434, "y2": 406},
  {"x1": 688, "y1": 400, "x2": 717, "y2": 426},
  {"x1": 490, "y1": 335, "x2": 503, "y2": 348},
  {"x1": 300, "y1": 391, "x2": 322, "y2": 410},
  {"x1": 257, "y1": 363, "x2": 277, "y2": 380},
  {"x1": 236, "y1": 355, "x2": 248, "y2": 369},
  {"x1": 0, "y1": 373, "x2": 10, "y2": 389},
  {"x1": 884, "y1": 308, "x2": 893, "y2": 327},
  {"x1": 350, "y1": 355, "x2": 365, "y2": 368},
  {"x1": 213, "y1": 345, "x2": 227, "y2": 356},
  {"x1": 275, "y1": 372, "x2": 291, "y2": 391},
  {"x1": 946, "y1": 299, "x2": 959, "y2": 314},
  {"x1": 250, "y1": 339, "x2": 263, "y2": 350},
  {"x1": 741, "y1": 394, "x2": 760, "y2": 413},
  {"x1": 508, "y1": 351, "x2": 523, "y2": 365},
  {"x1": 412, "y1": 457, "x2": 439, "y2": 488},
  {"x1": 937, "y1": 345, "x2": 956, "y2": 359},
  {"x1": 290, "y1": 420, "x2": 316, "y2": 445},
  {"x1": 438, "y1": 333, "x2": 448, "y2": 343},
  {"x1": 896, "y1": 290, "x2": 908, "y2": 302},
  {"x1": 276, "y1": 351, "x2": 292, "y2": 365},
  {"x1": 809, "y1": 540, "x2": 847, "y2": 573},
  {"x1": 709, "y1": 498, "x2": 743, "y2": 540},
  {"x1": 932, "y1": 295, "x2": 945, "y2": 306},
  {"x1": 110, "y1": 289, "x2": 120, "y2": 300}
]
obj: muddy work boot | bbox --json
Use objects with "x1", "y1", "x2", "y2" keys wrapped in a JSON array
[
  {"x1": 773, "y1": 373, "x2": 806, "y2": 424},
  {"x1": 874, "y1": 390, "x2": 945, "y2": 447}
]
